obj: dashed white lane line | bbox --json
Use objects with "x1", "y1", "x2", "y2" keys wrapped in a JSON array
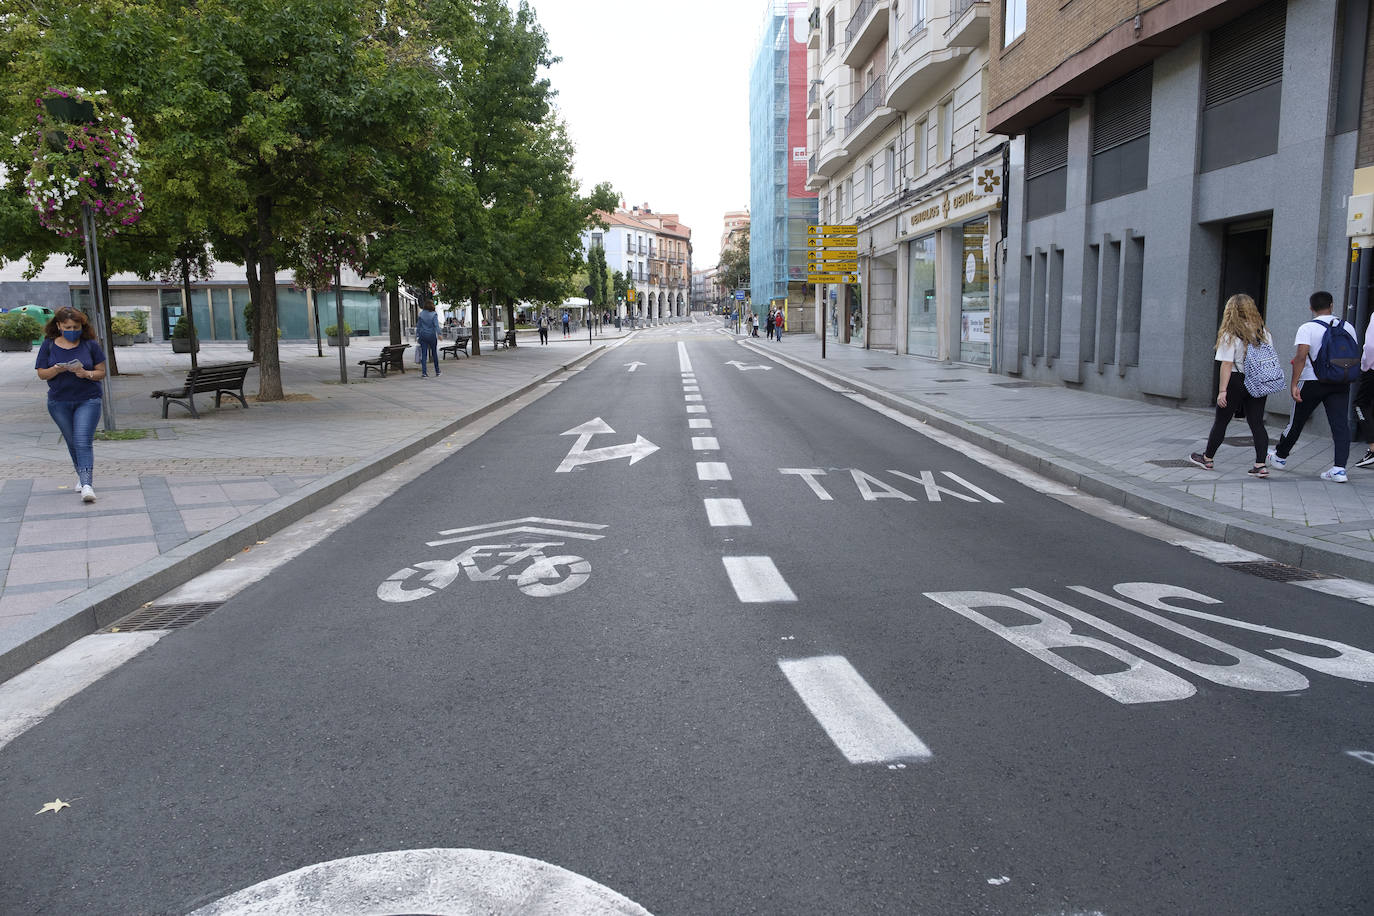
[
  {"x1": 778, "y1": 655, "x2": 933, "y2": 765},
  {"x1": 698, "y1": 462, "x2": 732, "y2": 481},
  {"x1": 689, "y1": 419, "x2": 713, "y2": 429},
  {"x1": 686, "y1": 405, "x2": 707, "y2": 414},
  {"x1": 704, "y1": 498, "x2": 752, "y2": 527},
  {"x1": 692, "y1": 437, "x2": 720, "y2": 450},
  {"x1": 684, "y1": 386, "x2": 700, "y2": 392},
  {"x1": 685, "y1": 394, "x2": 703, "y2": 402},
  {"x1": 677, "y1": 341, "x2": 692, "y2": 373},
  {"x1": 722, "y1": 556, "x2": 797, "y2": 602}
]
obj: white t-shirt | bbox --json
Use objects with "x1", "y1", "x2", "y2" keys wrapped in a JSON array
[
  {"x1": 1294, "y1": 315, "x2": 1357, "y2": 383},
  {"x1": 1215, "y1": 330, "x2": 1273, "y2": 366}
]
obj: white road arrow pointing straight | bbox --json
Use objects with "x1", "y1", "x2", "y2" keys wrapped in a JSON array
[
  {"x1": 558, "y1": 418, "x2": 659, "y2": 473},
  {"x1": 726, "y1": 360, "x2": 772, "y2": 371},
  {"x1": 624, "y1": 361, "x2": 646, "y2": 372}
]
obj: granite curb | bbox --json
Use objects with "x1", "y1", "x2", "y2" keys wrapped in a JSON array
[
  {"x1": 741, "y1": 339, "x2": 1374, "y2": 584},
  {"x1": 0, "y1": 345, "x2": 608, "y2": 683}
]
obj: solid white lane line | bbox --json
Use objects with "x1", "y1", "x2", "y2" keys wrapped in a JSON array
[
  {"x1": 687, "y1": 405, "x2": 707, "y2": 413},
  {"x1": 697, "y1": 462, "x2": 732, "y2": 480},
  {"x1": 678, "y1": 341, "x2": 692, "y2": 373},
  {"x1": 0, "y1": 633, "x2": 167, "y2": 749},
  {"x1": 685, "y1": 394, "x2": 703, "y2": 402},
  {"x1": 704, "y1": 498, "x2": 752, "y2": 527},
  {"x1": 689, "y1": 419, "x2": 713, "y2": 429},
  {"x1": 692, "y1": 437, "x2": 720, "y2": 450},
  {"x1": 778, "y1": 655, "x2": 933, "y2": 765},
  {"x1": 722, "y1": 556, "x2": 797, "y2": 602}
]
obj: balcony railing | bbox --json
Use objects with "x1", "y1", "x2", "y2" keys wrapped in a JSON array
[
  {"x1": 808, "y1": 81, "x2": 820, "y2": 106},
  {"x1": 845, "y1": 74, "x2": 885, "y2": 135},
  {"x1": 845, "y1": 0, "x2": 877, "y2": 46},
  {"x1": 809, "y1": 152, "x2": 818, "y2": 175},
  {"x1": 951, "y1": 0, "x2": 983, "y2": 17},
  {"x1": 809, "y1": 6, "x2": 820, "y2": 31}
]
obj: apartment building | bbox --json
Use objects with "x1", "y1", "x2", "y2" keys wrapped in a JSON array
[
  {"x1": 806, "y1": 0, "x2": 1005, "y2": 363},
  {"x1": 751, "y1": 1, "x2": 820, "y2": 331},
  {"x1": 990, "y1": 0, "x2": 1370, "y2": 406},
  {"x1": 580, "y1": 205, "x2": 693, "y2": 320},
  {"x1": 721, "y1": 209, "x2": 751, "y2": 255}
]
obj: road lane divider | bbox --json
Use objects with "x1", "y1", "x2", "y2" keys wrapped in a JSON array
[
  {"x1": 778, "y1": 655, "x2": 933, "y2": 765},
  {"x1": 704, "y1": 498, "x2": 752, "y2": 527},
  {"x1": 689, "y1": 419, "x2": 713, "y2": 429},
  {"x1": 692, "y1": 437, "x2": 720, "y2": 451},
  {"x1": 722, "y1": 556, "x2": 797, "y2": 602},
  {"x1": 698, "y1": 462, "x2": 731, "y2": 481},
  {"x1": 678, "y1": 341, "x2": 693, "y2": 374}
]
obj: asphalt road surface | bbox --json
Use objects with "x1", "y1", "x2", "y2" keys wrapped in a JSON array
[{"x1": 2, "y1": 325, "x2": 1372, "y2": 915}]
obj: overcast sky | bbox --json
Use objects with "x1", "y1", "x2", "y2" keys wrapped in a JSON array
[{"x1": 527, "y1": 0, "x2": 763, "y2": 267}]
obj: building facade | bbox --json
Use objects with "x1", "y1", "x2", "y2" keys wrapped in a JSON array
[
  {"x1": 806, "y1": 0, "x2": 1005, "y2": 363},
  {"x1": 751, "y1": 1, "x2": 820, "y2": 331},
  {"x1": 990, "y1": 0, "x2": 1370, "y2": 407},
  {"x1": 581, "y1": 205, "x2": 693, "y2": 320}
]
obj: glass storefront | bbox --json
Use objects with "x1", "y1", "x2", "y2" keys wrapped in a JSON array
[
  {"x1": 212, "y1": 289, "x2": 234, "y2": 340},
  {"x1": 278, "y1": 288, "x2": 311, "y2": 339},
  {"x1": 959, "y1": 217, "x2": 991, "y2": 365},
  {"x1": 906, "y1": 234, "x2": 938, "y2": 358}
]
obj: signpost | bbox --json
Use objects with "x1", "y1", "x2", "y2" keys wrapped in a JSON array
[{"x1": 807, "y1": 225, "x2": 859, "y2": 359}]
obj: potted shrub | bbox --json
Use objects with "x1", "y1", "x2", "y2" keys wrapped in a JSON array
[
  {"x1": 132, "y1": 309, "x2": 151, "y2": 343},
  {"x1": 324, "y1": 321, "x2": 351, "y2": 347},
  {"x1": 110, "y1": 314, "x2": 140, "y2": 346},
  {"x1": 0, "y1": 312, "x2": 43, "y2": 352},
  {"x1": 170, "y1": 314, "x2": 199, "y2": 354}
]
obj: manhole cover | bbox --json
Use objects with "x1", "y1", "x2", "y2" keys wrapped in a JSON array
[
  {"x1": 107, "y1": 601, "x2": 224, "y2": 632},
  {"x1": 994, "y1": 381, "x2": 1037, "y2": 388},
  {"x1": 1220, "y1": 561, "x2": 1324, "y2": 582},
  {"x1": 1148, "y1": 459, "x2": 1200, "y2": 468}
]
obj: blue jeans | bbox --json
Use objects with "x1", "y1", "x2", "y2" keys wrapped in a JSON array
[
  {"x1": 417, "y1": 337, "x2": 439, "y2": 375},
  {"x1": 48, "y1": 397, "x2": 101, "y2": 486}
]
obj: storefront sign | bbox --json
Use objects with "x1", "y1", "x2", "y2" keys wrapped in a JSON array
[{"x1": 901, "y1": 177, "x2": 1000, "y2": 240}]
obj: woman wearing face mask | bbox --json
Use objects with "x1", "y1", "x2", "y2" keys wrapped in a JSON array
[{"x1": 34, "y1": 307, "x2": 107, "y2": 502}]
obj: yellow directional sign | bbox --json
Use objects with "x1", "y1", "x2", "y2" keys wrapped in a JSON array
[
  {"x1": 807, "y1": 273, "x2": 859, "y2": 284},
  {"x1": 807, "y1": 224, "x2": 858, "y2": 235},
  {"x1": 807, "y1": 237, "x2": 858, "y2": 249},
  {"x1": 808, "y1": 250, "x2": 859, "y2": 261},
  {"x1": 809, "y1": 261, "x2": 858, "y2": 272}
]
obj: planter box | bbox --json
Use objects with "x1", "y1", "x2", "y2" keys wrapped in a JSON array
[
  {"x1": 0, "y1": 338, "x2": 33, "y2": 352},
  {"x1": 171, "y1": 338, "x2": 199, "y2": 354},
  {"x1": 113, "y1": 335, "x2": 135, "y2": 347},
  {"x1": 328, "y1": 336, "x2": 345, "y2": 347},
  {"x1": 134, "y1": 333, "x2": 151, "y2": 343}
]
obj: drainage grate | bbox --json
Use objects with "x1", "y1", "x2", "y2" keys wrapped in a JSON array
[
  {"x1": 994, "y1": 381, "x2": 1037, "y2": 389},
  {"x1": 934, "y1": 378, "x2": 967, "y2": 383},
  {"x1": 107, "y1": 601, "x2": 224, "y2": 632},
  {"x1": 1221, "y1": 561, "x2": 1324, "y2": 583},
  {"x1": 1222, "y1": 436, "x2": 1256, "y2": 447},
  {"x1": 1148, "y1": 459, "x2": 1200, "y2": 468},
  {"x1": 864, "y1": 366, "x2": 895, "y2": 371}
]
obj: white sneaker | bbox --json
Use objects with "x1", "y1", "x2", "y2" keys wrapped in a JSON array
[
  {"x1": 1267, "y1": 450, "x2": 1287, "y2": 469},
  {"x1": 80, "y1": 485, "x2": 96, "y2": 502},
  {"x1": 1320, "y1": 467, "x2": 1348, "y2": 483}
]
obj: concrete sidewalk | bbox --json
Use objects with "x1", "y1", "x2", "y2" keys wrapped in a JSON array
[
  {"x1": 736, "y1": 327, "x2": 1374, "y2": 585},
  {"x1": 0, "y1": 324, "x2": 639, "y2": 679}
]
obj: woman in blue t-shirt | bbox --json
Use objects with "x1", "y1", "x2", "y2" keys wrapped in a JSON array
[{"x1": 34, "y1": 307, "x2": 107, "y2": 502}]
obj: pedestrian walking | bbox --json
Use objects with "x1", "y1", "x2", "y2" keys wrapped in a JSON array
[
  {"x1": 1188, "y1": 294, "x2": 1280, "y2": 477},
  {"x1": 774, "y1": 307, "x2": 784, "y2": 341},
  {"x1": 415, "y1": 300, "x2": 440, "y2": 377},
  {"x1": 1269, "y1": 290, "x2": 1360, "y2": 482},
  {"x1": 538, "y1": 311, "x2": 550, "y2": 344},
  {"x1": 765, "y1": 308, "x2": 775, "y2": 340},
  {"x1": 1353, "y1": 328, "x2": 1374, "y2": 469},
  {"x1": 33, "y1": 307, "x2": 107, "y2": 502},
  {"x1": 561, "y1": 310, "x2": 571, "y2": 338}
]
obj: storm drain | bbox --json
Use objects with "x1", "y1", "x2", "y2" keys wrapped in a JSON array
[
  {"x1": 1220, "y1": 561, "x2": 1325, "y2": 582},
  {"x1": 865, "y1": 366, "x2": 895, "y2": 371},
  {"x1": 106, "y1": 601, "x2": 224, "y2": 632},
  {"x1": 994, "y1": 381, "x2": 1038, "y2": 389},
  {"x1": 935, "y1": 378, "x2": 967, "y2": 383},
  {"x1": 1148, "y1": 458, "x2": 1200, "y2": 468}
]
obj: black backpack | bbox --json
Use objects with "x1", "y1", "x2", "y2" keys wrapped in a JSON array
[{"x1": 1306, "y1": 318, "x2": 1361, "y2": 384}]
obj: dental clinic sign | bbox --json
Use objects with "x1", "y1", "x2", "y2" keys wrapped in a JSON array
[{"x1": 900, "y1": 166, "x2": 1001, "y2": 241}]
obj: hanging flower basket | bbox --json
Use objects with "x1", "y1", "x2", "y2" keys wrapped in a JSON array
[{"x1": 20, "y1": 87, "x2": 144, "y2": 239}]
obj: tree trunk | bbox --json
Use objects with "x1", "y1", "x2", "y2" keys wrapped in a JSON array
[
  {"x1": 243, "y1": 244, "x2": 261, "y2": 353},
  {"x1": 388, "y1": 279, "x2": 401, "y2": 345},
  {"x1": 181, "y1": 257, "x2": 198, "y2": 370},
  {"x1": 469, "y1": 287, "x2": 482, "y2": 356},
  {"x1": 504, "y1": 296, "x2": 515, "y2": 331},
  {"x1": 255, "y1": 196, "x2": 284, "y2": 400}
]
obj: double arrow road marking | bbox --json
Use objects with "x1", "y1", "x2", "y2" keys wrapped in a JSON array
[{"x1": 557, "y1": 418, "x2": 659, "y2": 473}]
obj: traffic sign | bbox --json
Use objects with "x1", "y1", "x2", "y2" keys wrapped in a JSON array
[
  {"x1": 807, "y1": 224, "x2": 858, "y2": 235},
  {"x1": 807, "y1": 236, "x2": 858, "y2": 249},
  {"x1": 734, "y1": 290, "x2": 746, "y2": 300},
  {"x1": 808, "y1": 250, "x2": 859, "y2": 261},
  {"x1": 627, "y1": 289, "x2": 637, "y2": 302},
  {"x1": 809, "y1": 261, "x2": 858, "y2": 271},
  {"x1": 807, "y1": 273, "x2": 859, "y2": 284}
]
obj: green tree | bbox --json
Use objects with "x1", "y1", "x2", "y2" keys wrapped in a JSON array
[
  {"x1": 612, "y1": 269, "x2": 628, "y2": 309},
  {"x1": 718, "y1": 226, "x2": 750, "y2": 294},
  {"x1": 587, "y1": 244, "x2": 609, "y2": 310}
]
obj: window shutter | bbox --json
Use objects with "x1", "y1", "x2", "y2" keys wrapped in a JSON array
[
  {"x1": 1204, "y1": 0, "x2": 1285, "y2": 110},
  {"x1": 1093, "y1": 65, "x2": 1152, "y2": 155},
  {"x1": 1025, "y1": 110, "x2": 1069, "y2": 180}
]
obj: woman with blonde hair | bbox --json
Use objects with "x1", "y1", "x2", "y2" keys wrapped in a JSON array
[{"x1": 1189, "y1": 293, "x2": 1278, "y2": 477}]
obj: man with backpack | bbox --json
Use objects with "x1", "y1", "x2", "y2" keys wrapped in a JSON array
[{"x1": 1269, "y1": 290, "x2": 1361, "y2": 482}]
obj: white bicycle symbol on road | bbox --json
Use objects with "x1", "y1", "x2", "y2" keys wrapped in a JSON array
[{"x1": 377, "y1": 518, "x2": 607, "y2": 603}]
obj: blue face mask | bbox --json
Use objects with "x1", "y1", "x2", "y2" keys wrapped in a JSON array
[{"x1": 61, "y1": 329, "x2": 81, "y2": 342}]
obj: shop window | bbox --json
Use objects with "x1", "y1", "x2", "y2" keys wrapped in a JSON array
[{"x1": 959, "y1": 217, "x2": 990, "y2": 365}]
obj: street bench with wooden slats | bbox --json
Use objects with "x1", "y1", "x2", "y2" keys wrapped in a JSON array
[
  {"x1": 440, "y1": 334, "x2": 470, "y2": 359},
  {"x1": 149, "y1": 361, "x2": 256, "y2": 419},
  {"x1": 493, "y1": 329, "x2": 517, "y2": 350},
  {"x1": 358, "y1": 343, "x2": 410, "y2": 378}
]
